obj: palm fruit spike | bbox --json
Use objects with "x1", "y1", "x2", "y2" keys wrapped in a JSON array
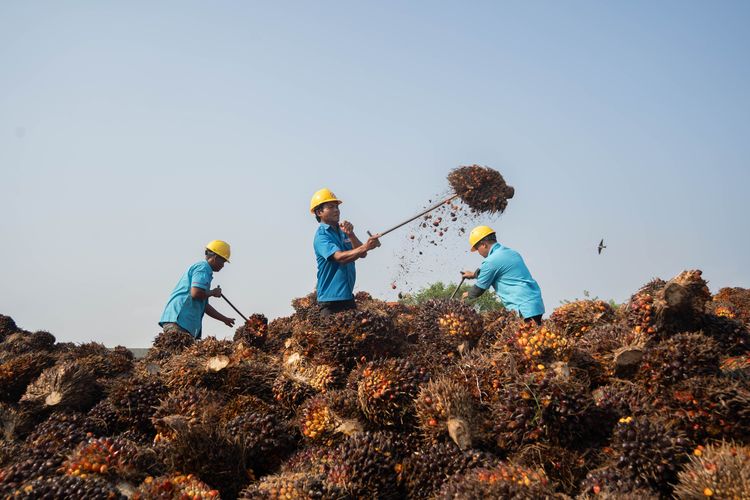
[
  {"x1": 24, "y1": 411, "x2": 94, "y2": 457},
  {"x1": 8, "y1": 474, "x2": 125, "y2": 499},
  {"x1": 447, "y1": 164, "x2": 515, "y2": 214},
  {"x1": 152, "y1": 387, "x2": 224, "y2": 443},
  {"x1": 21, "y1": 361, "x2": 102, "y2": 412},
  {"x1": 611, "y1": 415, "x2": 693, "y2": 495},
  {"x1": 668, "y1": 376, "x2": 750, "y2": 443},
  {"x1": 356, "y1": 358, "x2": 430, "y2": 428},
  {"x1": 323, "y1": 431, "x2": 404, "y2": 498},
  {"x1": 298, "y1": 390, "x2": 363, "y2": 446},
  {"x1": 398, "y1": 441, "x2": 500, "y2": 498},
  {"x1": 282, "y1": 351, "x2": 340, "y2": 394},
  {"x1": 414, "y1": 377, "x2": 475, "y2": 450},
  {"x1": 592, "y1": 379, "x2": 657, "y2": 421},
  {"x1": 63, "y1": 436, "x2": 137, "y2": 480},
  {"x1": 674, "y1": 442, "x2": 750, "y2": 499},
  {"x1": 550, "y1": 299, "x2": 616, "y2": 339},
  {"x1": 233, "y1": 313, "x2": 268, "y2": 347},
  {"x1": 0, "y1": 352, "x2": 55, "y2": 403},
  {"x1": 132, "y1": 473, "x2": 219, "y2": 499},
  {"x1": 433, "y1": 463, "x2": 554, "y2": 499},
  {"x1": 580, "y1": 463, "x2": 659, "y2": 499},
  {"x1": 637, "y1": 332, "x2": 720, "y2": 389},
  {"x1": 237, "y1": 472, "x2": 334, "y2": 499}
]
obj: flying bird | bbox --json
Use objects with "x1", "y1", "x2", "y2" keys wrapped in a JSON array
[{"x1": 597, "y1": 239, "x2": 607, "y2": 254}]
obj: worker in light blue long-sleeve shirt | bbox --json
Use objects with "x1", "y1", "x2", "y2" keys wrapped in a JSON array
[{"x1": 461, "y1": 225, "x2": 545, "y2": 324}]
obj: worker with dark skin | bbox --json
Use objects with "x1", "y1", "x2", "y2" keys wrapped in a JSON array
[
  {"x1": 159, "y1": 240, "x2": 236, "y2": 339},
  {"x1": 310, "y1": 188, "x2": 381, "y2": 316}
]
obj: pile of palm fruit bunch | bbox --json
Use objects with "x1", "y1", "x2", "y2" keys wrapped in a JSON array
[{"x1": 1, "y1": 268, "x2": 750, "y2": 498}]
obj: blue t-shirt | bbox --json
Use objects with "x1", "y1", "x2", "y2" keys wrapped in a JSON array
[
  {"x1": 159, "y1": 260, "x2": 213, "y2": 338},
  {"x1": 476, "y1": 243, "x2": 545, "y2": 318},
  {"x1": 314, "y1": 223, "x2": 356, "y2": 302}
]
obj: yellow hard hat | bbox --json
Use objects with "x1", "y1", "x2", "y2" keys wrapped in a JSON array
[
  {"x1": 469, "y1": 226, "x2": 495, "y2": 252},
  {"x1": 310, "y1": 188, "x2": 342, "y2": 214},
  {"x1": 206, "y1": 240, "x2": 231, "y2": 262}
]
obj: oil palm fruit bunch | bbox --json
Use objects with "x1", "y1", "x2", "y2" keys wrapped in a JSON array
[
  {"x1": 7, "y1": 474, "x2": 125, "y2": 500},
  {"x1": 25, "y1": 411, "x2": 94, "y2": 457},
  {"x1": 434, "y1": 462, "x2": 553, "y2": 499},
  {"x1": 132, "y1": 473, "x2": 219, "y2": 499},
  {"x1": 85, "y1": 399, "x2": 123, "y2": 437},
  {"x1": 592, "y1": 379, "x2": 657, "y2": 421},
  {"x1": 414, "y1": 377, "x2": 476, "y2": 450},
  {"x1": 322, "y1": 431, "x2": 404, "y2": 499},
  {"x1": 707, "y1": 299, "x2": 740, "y2": 320},
  {"x1": 490, "y1": 371, "x2": 597, "y2": 450},
  {"x1": 298, "y1": 390, "x2": 363, "y2": 446},
  {"x1": 0, "y1": 352, "x2": 55, "y2": 403},
  {"x1": 282, "y1": 351, "x2": 341, "y2": 394},
  {"x1": 549, "y1": 299, "x2": 615, "y2": 339},
  {"x1": 447, "y1": 164, "x2": 515, "y2": 214},
  {"x1": 21, "y1": 361, "x2": 102, "y2": 413},
  {"x1": 152, "y1": 387, "x2": 224, "y2": 443},
  {"x1": 611, "y1": 415, "x2": 693, "y2": 495},
  {"x1": 479, "y1": 307, "x2": 519, "y2": 350},
  {"x1": 225, "y1": 409, "x2": 297, "y2": 475},
  {"x1": 637, "y1": 332, "x2": 720, "y2": 389},
  {"x1": 144, "y1": 329, "x2": 195, "y2": 363},
  {"x1": 398, "y1": 441, "x2": 500, "y2": 499},
  {"x1": 356, "y1": 358, "x2": 430, "y2": 428},
  {"x1": 436, "y1": 301, "x2": 484, "y2": 345},
  {"x1": 668, "y1": 376, "x2": 750, "y2": 443},
  {"x1": 713, "y1": 286, "x2": 750, "y2": 323},
  {"x1": 445, "y1": 350, "x2": 519, "y2": 405},
  {"x1": 219, "y1": 394, "x2": 272, "y2": 423},
  {"x1": 0, "y1": 331, "x2": 56, "y2": 360},
  {"x1": 674, "y1": 442, "x2": 750, "y2": 499},
  {"x1": 643, "y1": 270, "x2": 711, "y2": 338},
  {"x1": 0, "y1": 449, "x2": 65, "y2": 491},
  {"x1": 511, "y1": 443, "x2": 592, "y2": 497},
  {"x1": 514, "y1": 320, "x2": 569, "y2": 370},
  {"x1": 700, "y1": 312, "x2": 750, "y2": 355},
  {"x1": 573, "y1": 322, "x2": 642, "y2": 381},
  {"x1": 579, "y1": 463, "x2": 658, "y2": 499},
  {"x1": 156, "y1": 420, "x2": 250, "y2": 498},
  {"x1": 272, "y1": 373, "x2": 316, "y2": 415},
  {"x1": 318, "y1": 308, "x2": 400, "y2": 364},
  {"x1": 233, "y1": 313, "x2": 268, "y2": 347},
  {"x1": 0, "y1": 314, "x2": 18, "y2": 341},
  {"x1": 63, "y1": 436, "x2": 137, "y2": 480},
  {"x1": 107, "y1": 376, "x2": 168, "y2": 435},
  {"x1": 238, "y1": 472, "x2": 334, "y2": 499}
]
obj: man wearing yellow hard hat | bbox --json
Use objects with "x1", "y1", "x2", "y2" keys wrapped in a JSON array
[
  {"x1": 462, "y1": 226, "x2": 545, "y2": 325},
  {"x1": 310, "y1": 188, "x2": 381, "y2": 317},
  {"x1": 158, "y1": 240, "x2": 236, "y2": 339}
]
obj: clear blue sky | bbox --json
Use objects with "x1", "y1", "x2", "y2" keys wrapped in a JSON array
[{"x1": 2, "y1": 1, "x2": 748, "y2": 346}]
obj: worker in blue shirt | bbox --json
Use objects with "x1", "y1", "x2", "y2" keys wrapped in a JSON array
[
  {"x1": 310, "y1": 188, "x2": 381, "y2": 317},
  {"x1": 159, "y1": 240, "x2": 236, "y2": 339},
  {"x1": 461, "y1": 225, "x2": 545, "y2": 325}
]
